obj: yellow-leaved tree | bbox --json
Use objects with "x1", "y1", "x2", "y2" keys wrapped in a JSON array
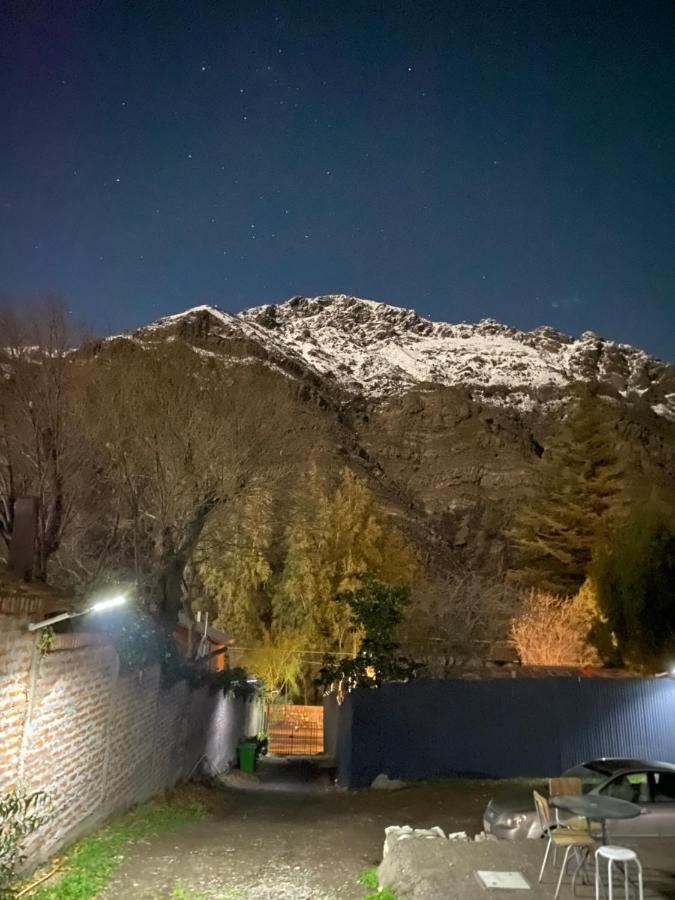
[
  {"x1": 273, "y1": 467, "x2": 418, "y2": 651},
  {"x1": 241, "y1": 628, "x2": 306, "y2": 699},
  {"x1": 195, "y1": 491, "x2": 275, "y2": 642}
]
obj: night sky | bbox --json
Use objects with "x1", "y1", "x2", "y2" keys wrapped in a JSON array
[{"x1": 1, "y1": 1, "x2": 674, "y2": 359}]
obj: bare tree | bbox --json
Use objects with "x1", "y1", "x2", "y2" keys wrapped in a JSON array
[
  {"x1": 406, "y1": 572, "x2": 518, "y2": 674},
  {"x1": 510, "y1": 589, "x2": 599, "y2": 666},
  {"x1": 0, "y1": 299, "x2": 90, "y2": 580},
  {"x1": 87, "y1": 342, "x2": 294, "y2": 623}
]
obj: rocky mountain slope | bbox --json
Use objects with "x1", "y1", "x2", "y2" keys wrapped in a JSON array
[
  {"x1": 108, "y1": 294, "x2": 675, "y2": 572},
  {"x1": 135, "y1": 294, "x2": 675, "y2": 418}
]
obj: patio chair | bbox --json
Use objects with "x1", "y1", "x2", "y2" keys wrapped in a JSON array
[
  {"x1": 534, "y1": 790, "x2": 596, "y2": 898},
  {"x1": 548, "y1": 777, "x2": 602, "y2": 837},
  {"x1": 549, "y1": 777, "x2": 585, "y2": 829},
  {"x1": 549, "y1": 776, "x2": 583, "y2": 797}
]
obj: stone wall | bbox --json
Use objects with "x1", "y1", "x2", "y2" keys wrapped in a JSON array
[{"x1": 0, "y1": 614, "x2": 261, "y2": 863}]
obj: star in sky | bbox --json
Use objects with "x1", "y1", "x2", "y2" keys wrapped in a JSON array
[{"x1": 0, "y1": 1, "x2": 672, "y2": 360}]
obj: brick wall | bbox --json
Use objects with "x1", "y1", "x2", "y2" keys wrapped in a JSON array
[
  {"x1": 0, "y1": 610, "x2": 261, "y2": 864},
  {"x1": 0, "y1": 616, "x2": 33, "y2": 793},
  {"x1": 22, "y1": 642, "x2": 119, "y2": 850}
]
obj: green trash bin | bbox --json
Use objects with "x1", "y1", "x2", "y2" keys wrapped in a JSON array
[{"x1": 238, "y1": 741, "x2": 257, "y2": 774}]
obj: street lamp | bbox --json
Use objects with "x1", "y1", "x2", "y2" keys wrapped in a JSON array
[
  {"x1": 27, "y1": 594, "x2": 127, "y2": 632},
  {"x1": 654, "y1": 668, "x2": 675, "y2": 679}
]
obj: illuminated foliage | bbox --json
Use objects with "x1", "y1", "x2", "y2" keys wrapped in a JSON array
[
  {"x1": 241, "y1": 629, "x2": 306, "y2": 699},
  {"x1": 196, "y1": 493, "x2": 275, "y2": 643},
  {"x1": 274, "y1": 468, "x2": 418, "y2": 650},
  {"x1": 510, "y1": 585, "x2": 599, "y2": 666}
]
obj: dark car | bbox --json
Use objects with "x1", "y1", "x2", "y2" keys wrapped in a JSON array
[{"x1": 483, "y1": 758, "x2": 675, "y2": 840}]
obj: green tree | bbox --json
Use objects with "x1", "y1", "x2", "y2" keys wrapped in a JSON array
[
  {"x1": 317, "y1": 576, "x2": 418, "y2": 698},
  {"x1": 590, "y1": 501, "x2": 675, "y2": 669},
  {"x1": 508, "y1": 392, "x2": 627, "y2": 594}
]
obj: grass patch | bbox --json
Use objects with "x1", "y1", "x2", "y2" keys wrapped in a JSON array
[
  {"x1": 29, "y1": 787, "x2": 208, "y2": 900},
  {"x1": 358, "y1": 867, "x2": 397, "y2": 900}
]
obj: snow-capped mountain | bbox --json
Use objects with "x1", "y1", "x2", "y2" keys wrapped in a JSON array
[
  {"x1": 97, "y1": 294, "x2": 675, "y2": 572},
  {"x1": 139, "y1": 294, "x2": 675, "y2": 417}
]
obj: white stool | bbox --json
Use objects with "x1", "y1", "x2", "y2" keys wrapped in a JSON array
[{"x1": 595, "y1": 845, "x2": 644, "y2": 900}]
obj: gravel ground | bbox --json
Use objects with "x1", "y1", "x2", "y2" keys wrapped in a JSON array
[{"x1": 101, "y1": 759, "x2": 514, "y2": 899}]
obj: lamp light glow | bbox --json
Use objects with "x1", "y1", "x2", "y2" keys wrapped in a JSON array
[
  {"x1": 28, "y1": 591, "x2": 128, "y2": 631},
  {"x1": 90, "y1": 595, "x2": 127, "y2": 614}
]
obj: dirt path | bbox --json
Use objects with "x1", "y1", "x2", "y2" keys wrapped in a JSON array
[{"x1": 102, "y1": 760, "x2": 510, "y2": 899}]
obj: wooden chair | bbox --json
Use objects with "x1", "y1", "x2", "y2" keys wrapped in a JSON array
[
  {"x1": 549, "y1": 777, "x2": 586, "y2": 829},
  {"x1": 534, "y1": 790, "x2": 596, "y2": 899},
  {"x1": 549, "y1": 777, "x2": 602, "y2": 836},
  {"x1": 549, "y1": 776, "x2": 583, "y2": 797}
]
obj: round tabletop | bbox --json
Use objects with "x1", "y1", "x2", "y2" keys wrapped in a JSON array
[{"x1": 551, "y1": 794, "x2": 641, "y2": 821}]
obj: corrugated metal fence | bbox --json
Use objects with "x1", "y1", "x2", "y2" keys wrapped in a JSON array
[{"x1": 334, "y1": 677, "x2": 675, "y2": 788}]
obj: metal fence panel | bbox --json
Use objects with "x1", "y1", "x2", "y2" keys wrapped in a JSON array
[{"x1": 337, "y1": 678, "x2": 675, "y2": 788}]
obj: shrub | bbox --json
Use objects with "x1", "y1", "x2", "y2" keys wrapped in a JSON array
[
  {"x1": 0, "y1": 787, "x2": 51, "y2": 896},
  {"x1": 511, "y1": 586, "x2": 599, "y2": 666}
]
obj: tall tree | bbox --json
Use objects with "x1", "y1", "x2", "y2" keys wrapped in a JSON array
[
  {"x1": 508, "y1": 392, "x2": 627, "y2": 594},
  {"x1": 86, "y1": 343, "x2": 289, "y2": 623},
  {"x1": 0, "y1": 300, "x2": 90, "y2": 580},
  {"x1": 195, "y1": 492, "x2": 275, "y2": 641},
  {"x1": 274, "y1": 467, "x2": 418, "y2": 651},
  {"x1": 591, "y1": 500, "x2": 675, "y2": 670}
]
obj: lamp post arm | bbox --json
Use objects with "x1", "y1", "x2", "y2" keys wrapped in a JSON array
[{"x1": 27, "y1": 610, "x2": 85, "y2": 632}]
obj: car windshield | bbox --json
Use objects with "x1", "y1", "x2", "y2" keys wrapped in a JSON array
[{"x1": 561, "y1": 763, "x2": 610, "y2": 792}]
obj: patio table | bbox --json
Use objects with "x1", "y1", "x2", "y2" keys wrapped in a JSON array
[{"x1": 551, "y1": 794, "x2": 641, "y2": 844}]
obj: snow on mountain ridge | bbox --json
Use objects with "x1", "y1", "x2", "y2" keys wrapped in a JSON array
[
  {"x1": 240, "y1": 294, "x2": 672, "y2": 402},
  {"x1": 141, "y1": 295, "x2": 674, "y2": 412}
]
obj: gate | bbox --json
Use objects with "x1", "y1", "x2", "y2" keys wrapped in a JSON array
[{"x1": 266, "y1": 704, "x2": 324, "y2": 756}]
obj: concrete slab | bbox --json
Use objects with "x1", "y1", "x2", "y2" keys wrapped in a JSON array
[{"x1": 378, "y1": 836, "x2": 675, "y2": 900}]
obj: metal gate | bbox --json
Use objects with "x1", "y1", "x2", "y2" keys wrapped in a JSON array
[{"x1": 266, "y1": 704, "x2": 324, "y2": 756}]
